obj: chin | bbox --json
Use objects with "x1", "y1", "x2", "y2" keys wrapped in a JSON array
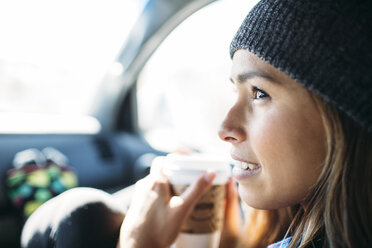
[
  {"x1": 239, "y1": 187, "x2": 271, "y2": 210},
  {"x1": 238, "y1": 187, "x2": 291, "y2": 210}
]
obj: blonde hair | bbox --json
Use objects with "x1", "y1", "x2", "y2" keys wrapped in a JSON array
[
  {"x1": 239, "y1": 92, "x2": 372, "y2": 247},
  {"x1": 237, "y1": 206, "x2": 296, "y2": 248}
]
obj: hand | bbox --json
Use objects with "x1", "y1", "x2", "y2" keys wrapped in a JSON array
[
  {"x1": 117, "y1": 157, "x2": 215, "y2": 248},
  {"x1": 219, "y1": 178, "x2": 242, "y2": 248}
]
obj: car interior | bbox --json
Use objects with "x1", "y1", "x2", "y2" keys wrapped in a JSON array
[{"x1": 0, "y1": 0, "x2": 257, "y2": 246}]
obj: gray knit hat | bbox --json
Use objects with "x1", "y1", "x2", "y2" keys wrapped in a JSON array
[{"x1": 230, "y1": 0, "x2": 372, "y2": 132}]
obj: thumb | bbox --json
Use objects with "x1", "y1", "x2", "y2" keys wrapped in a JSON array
[
  {"x1": 178, "y1": 171, "x2": 216, "y2": 211},
  {"x1": 225, "y1": 178, "x2": 241, "y2": 220},
  {"x1": 220, "y1": 178, "x2": 242, "y2": 248}
]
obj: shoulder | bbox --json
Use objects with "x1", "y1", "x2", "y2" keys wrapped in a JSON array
[
  {"x1": 267, "y1": 237, "x2": 292, "y2": 248},
  {"x1": 266, "y1": 235, "x2": 326, "y2": 248}
]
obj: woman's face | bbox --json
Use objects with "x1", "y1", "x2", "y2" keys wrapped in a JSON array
[{"x1": 219, "y1": 50, "x2": 326, "y2": 209}]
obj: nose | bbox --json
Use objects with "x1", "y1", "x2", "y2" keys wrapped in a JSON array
[{"x1": 218, "y1": 103, "x2": 247, "y2": 144}]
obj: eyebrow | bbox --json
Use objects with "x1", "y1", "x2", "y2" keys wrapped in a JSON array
[{"x1": 230, "y1": 71, "x2": 278, "y2": 84}]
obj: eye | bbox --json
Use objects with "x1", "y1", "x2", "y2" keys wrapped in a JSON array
[{"x1": 253, "y1": 87, "x2": 270, "y2": 100}]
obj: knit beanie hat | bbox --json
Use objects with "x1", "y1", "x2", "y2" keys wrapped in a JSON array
[{"x1": 230, "y1": 0, "x2": 372, "y2": 132}]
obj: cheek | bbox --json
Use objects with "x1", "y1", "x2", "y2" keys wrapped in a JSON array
[
  {"x1": 248, "y1": 108, "x2": 326, "y2": 206},
  {"x1": 252, "y1": 106, "x2": 325, "y2": 165},
  {"x1": 249, "y1": 110, "x2": 288, "y2": 164}
]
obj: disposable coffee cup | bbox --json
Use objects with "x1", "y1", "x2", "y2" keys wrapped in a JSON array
[{"x1": 163, "y1": 154, "x2": 231, "y2": 248}]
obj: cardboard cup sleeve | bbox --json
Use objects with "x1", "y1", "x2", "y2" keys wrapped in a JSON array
[{"x1": 172, "y1": 184, "x2": 226, "y2": 234}]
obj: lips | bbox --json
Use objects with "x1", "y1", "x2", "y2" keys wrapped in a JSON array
[
  {"x1": 231, "y1": 158, "x2": 261, "y2": 180},
  {"x1": 233, "y1": 160, "x2": 260, "y2": 170}
]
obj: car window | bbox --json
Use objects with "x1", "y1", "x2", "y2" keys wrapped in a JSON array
[
  {"x1": 137, "y1": 0, "x2": 258, "y2": 156},
  {"x1": 0, "y1": 0, "x2": 145, "y2": 116}
]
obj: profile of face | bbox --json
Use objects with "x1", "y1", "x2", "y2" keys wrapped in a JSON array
[{"x1": 219, "y1": 50, "x2": 327, "y2": 210}]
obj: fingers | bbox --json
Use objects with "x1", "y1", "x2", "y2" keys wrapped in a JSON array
[
  {"x1": 148, "y1": 156, "x2": 172, "y2": 201},
  {"x1": 132, "y1": 156, "x2": 172, "y2": 206},
  {"x1": 149, "y1": 156, "x2": 167, "y2": 182},
  {"x1": 225, "y1": 178, "x2": 242, "y2": 225},
  {"x1": 226, "y1": 178, "x2": 240, "y2": 208},
  {"x1": 178, "y1": 171, "x2": 216, "y2": 211},
  {"x1": 152, "y1": 179, "x2": 171, "y2": 203},
  {"x1": 145, "y1": 156, "x2": 218, "y2": 213},
  {"x1": 136, "y1": 176, "x2": 171, "y2": 204},
  {"x1": 219, "y1": 178, "x2": 242, "y2": 248},
  {"x1": 150, "y1": 156, "x2": 166, "y2": 176}
]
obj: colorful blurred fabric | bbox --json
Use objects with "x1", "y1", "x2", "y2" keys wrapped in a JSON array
[{"x1": 5, "y1": 162, "x2": 78, "y2": 220}]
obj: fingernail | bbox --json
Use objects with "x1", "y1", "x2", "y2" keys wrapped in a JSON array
[
  {"x1": 203, "y1": 170, "x2": 215, "y2": 183},
  {"x1": 229, "y1": 178, "x2": 238, "y2": 192}
]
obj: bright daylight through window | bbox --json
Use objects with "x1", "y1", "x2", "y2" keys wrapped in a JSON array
[
  {"x1": 137, "y1": 0, "x2": 258, "y2": 156},
  {"x1": 0, "y1": 0, "x2": 144, "y2": 133}
]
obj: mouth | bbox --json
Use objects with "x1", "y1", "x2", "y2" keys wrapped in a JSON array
[
  {"x1": 232, "y1": 160, "x2": 261, "y2": 171},
  {"x1": 231, "y1": 158, "x2": 262, "y2": 179}
]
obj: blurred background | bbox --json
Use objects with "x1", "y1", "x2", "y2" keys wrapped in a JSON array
[
  {"x1": 0, "y1": 1, "x2": 260, "y2": 246},
  {"x1": 0, "y1": 0, "x2": 258, "y2": 156}
]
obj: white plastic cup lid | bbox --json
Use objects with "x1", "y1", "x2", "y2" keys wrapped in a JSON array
[{"x1": 163, "y1": 154, "x2": 231, "y2": 185}]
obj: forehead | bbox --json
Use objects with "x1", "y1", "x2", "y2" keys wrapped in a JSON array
[
  {"x1": 231, "y1": 49, "x2": 299, "y2": 88},
  {"x1": 231, "y1": 50, "x2": 277, "y2": 77}
]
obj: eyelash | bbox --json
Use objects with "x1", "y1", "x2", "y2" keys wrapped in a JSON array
[{"x1": 252, "y1": 87, "x2": 270, "y2": 100}]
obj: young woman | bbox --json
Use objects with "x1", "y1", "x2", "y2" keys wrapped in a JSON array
[
  {"x1": 21, "y1": 0, "x2": 371, "y2": 247},
  {"x1": 117, "y1": 0, "x2": 371, "y2": 247}
]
